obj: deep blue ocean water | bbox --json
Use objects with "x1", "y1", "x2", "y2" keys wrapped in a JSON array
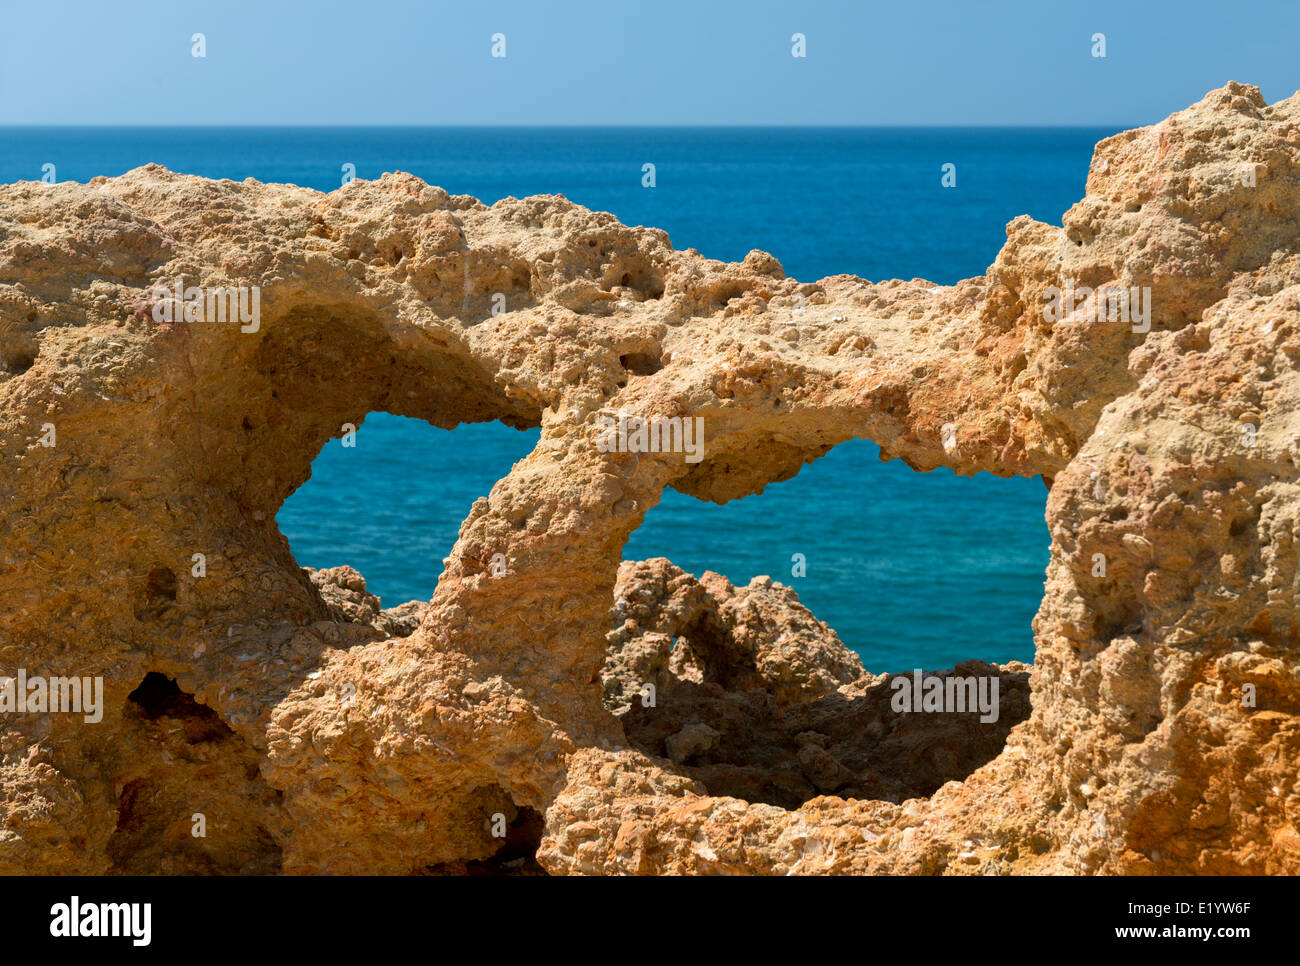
[{"x1": 1, "y1": 126, "x2": 1119, "y2": 669}]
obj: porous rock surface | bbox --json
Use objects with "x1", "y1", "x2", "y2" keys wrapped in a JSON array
[
  {"x1": 604, "y1": 558, "x2": 1031, "y2": 810},
  {"x1": 2, "y1": 82, "x2": 1298, "y2": 874}
]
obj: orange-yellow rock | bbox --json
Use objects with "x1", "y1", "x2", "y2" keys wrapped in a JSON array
[{"x1": 1, "y1": 82, "x2": 1298, "y2": 874}]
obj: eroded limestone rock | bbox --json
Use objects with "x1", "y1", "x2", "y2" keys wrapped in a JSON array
[
  {"x1": 307, "y1": 565, "x2": 427, "y2": 636},
  {"x1": 2, "y1": 82, "x2": 1298, "y2": 874},
  {"x1": 603, "y1": 557, "x2": 865, "y2": 713},
  {"x1": 603, "y1": 558, "x2": 1029, "y2": 808}
]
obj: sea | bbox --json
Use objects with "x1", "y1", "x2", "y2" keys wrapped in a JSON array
[{"x1": 0, "y1": 126, "x2": 1120, "y2": 670}]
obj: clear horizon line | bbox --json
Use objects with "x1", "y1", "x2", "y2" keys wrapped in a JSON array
[{"x1": 0, "y1": 121, "x2": 1140, "y2": 130}]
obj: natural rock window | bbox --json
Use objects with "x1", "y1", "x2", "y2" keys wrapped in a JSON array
[
  {"x1": 3, "y1": 84, "x2": 1299, "y2": 876},
  {"x1": 277, "y1": 413, "x2": 539, "y2": 617}
]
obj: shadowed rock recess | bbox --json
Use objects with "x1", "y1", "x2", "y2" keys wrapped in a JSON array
[{"x1": 2, "y1": 83, "x2": 1299, "y2": 874}]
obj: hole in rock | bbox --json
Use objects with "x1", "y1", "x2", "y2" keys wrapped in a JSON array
[
  {"x1": 110, "y1": 673, "x2": 283, "y2": 874},
  {"x1": 612, "y1": 268, "x2": 665, "y2": 300},
  {"x1": 144, "y1": 567, "x2": 177, "y2": 601},
  {"x1": 0, "y1": 320, "x2": 39, "y2": 374},
  {"x1": 619, "y1": 351, "x2": 663, "y2": 376},
  {"x1": 711, "y1": 281, "x2": 752, "y2": 308},
  {"x1": 604, "y1": 438, "x2": 1048, "y2": 807},
  {"x1": 2, "y1": 344, "x2": 37, "y2": 374},
  {"x1": 426, "y1": 806, "x2": 548, "y2": 876},
  {"x1": 128, "y1": 671, "x2": 212, "y2": 723},
  {"x1": 135, "y1": 566, "x2": 178, "y2": 622},
  {"x1": 277, "y1": 413, "x2": 540, "y2": 611}
]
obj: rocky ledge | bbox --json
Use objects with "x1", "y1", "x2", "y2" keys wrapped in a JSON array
[{"x1": 1, "y1": 82, "x2": 1298, "y2": 874}]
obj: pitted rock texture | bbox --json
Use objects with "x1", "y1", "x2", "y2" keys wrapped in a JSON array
[
  {"x1": 603, "y1": 558, "x2": 866, "y2": 713},
  {"x1": 605, "y1": 558, "x2": 1031, "y2": 809},
  {"x1": 2, "y1": 82, "x2": 1299, "y2": 874},
  {"x1": 307, "y1": 565, "x2": 427, "y2": 637}
]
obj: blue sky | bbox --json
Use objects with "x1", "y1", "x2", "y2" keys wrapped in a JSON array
[{"x1": 1, "y1": 0, "x2": 1296, "y2": 126}]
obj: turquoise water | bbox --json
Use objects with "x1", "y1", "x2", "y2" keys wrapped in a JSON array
[{"x1": 1, "y1": 126, "x2": 1116, "y2": 669}]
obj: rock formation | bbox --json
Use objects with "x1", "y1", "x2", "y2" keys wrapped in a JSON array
[
  {"x1": 605, "y1": 558, "x2": 1031, "y2": 810},
  {"x1": 1, "y1": 82, "x2": 1298, "y2": 874}
]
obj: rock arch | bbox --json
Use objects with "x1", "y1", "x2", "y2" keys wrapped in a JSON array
[{"x1": 1, "y1": 82, "x2": 1298, "y2": 874}]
